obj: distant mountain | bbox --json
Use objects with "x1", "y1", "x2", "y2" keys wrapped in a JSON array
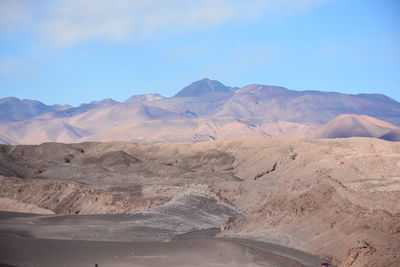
[
  {"x1": 1, "y1": 78, "x2": 400, "y2": 144},
  {"x1": 213, "y1": 84, "x2": 400, "y2": 125},
  {"x1": 82, "y1": 118, "x2": 270, "y2": 143},
  {"x1": 146, "y1": 93, "x2": 233, "y2": 118},
  {"x1": 38, "y1": 98, "x2": 120, "y2": 119},
  {"x1": 316, "y1": 114, "x2": 398, "y2": 139},
  {"x1": 380, "y1": 129, "x2": 400, "y2": 141},
  {"x1": 51, "y1": 104, "x2": 73, "y2": 111},
  {"x1": 0, "y1": 97, "x2": 120, "y2": 123},
  {"x1": 174, "y1": 78, "x2": 235, "y2": 97},
  {"x1": 66, "y1": 98, "x2": 186, "y2": 133},
  {"x1": 124, "y1": 94, "x2": 165, "y2": 104},
  {"x1": 0, "y1": 97, "x2": 53, "y2": 123},
  {"x1": 0, "y1": 119, "x2": 92, "y2": 144}
]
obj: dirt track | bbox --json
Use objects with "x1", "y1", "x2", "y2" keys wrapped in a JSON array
[{"x1": 0, "y1": 212, "x2": 323, "y2": 267}]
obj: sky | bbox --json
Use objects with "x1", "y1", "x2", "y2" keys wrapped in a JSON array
[{"x1": 0, "y1": 0, "x2": 399, "y2": 106}]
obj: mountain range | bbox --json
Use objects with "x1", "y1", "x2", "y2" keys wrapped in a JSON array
[{"x1": 1, "y1": 78, "x2": 399, "y2": 145}]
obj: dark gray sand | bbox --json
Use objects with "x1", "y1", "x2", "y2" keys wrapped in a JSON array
[
  {"x1": 0, "y1": 237, "x2": 285, "y2": 267},
  {"x1": 0, "y1": 211, "x2": 327, "y2": 267}
]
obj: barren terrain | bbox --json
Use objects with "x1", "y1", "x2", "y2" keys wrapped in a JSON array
[
  {"x1": 1, "y1": 79, "x2": 400, "y2": 145},
  {"x1": 0, "y1": 137, "x2": 399, "y2": 266}
]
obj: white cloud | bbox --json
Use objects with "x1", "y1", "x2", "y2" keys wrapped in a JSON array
[
  {"x1": 39, "y1": 0, "x2": 238, "y2": 46},
  {"x1": 0, "y1": 0, "x2": 331, "y2": 46}
]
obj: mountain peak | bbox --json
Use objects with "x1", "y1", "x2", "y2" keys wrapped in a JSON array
[
  {"x1": 317, "y1": 114, "x2": 398, "y2": 139},
  {"x1": 89, "y1": 98, "x2": 119, "y2": 106},
  {"x1": 174, "y1": 78, "x2": 233, "y2": 97},
  {"x1": 124, "y1": 94, "x2": 165, "y2": 104},
  {"x1": 236, "y1": 84, "x2": 294, "y2": 96},
  {"x1": 0, "y1": 97, "x2": 53, "y2": 123},
  {"x1": 0, "y1": 97, "x2": 20, "y2": 103}
]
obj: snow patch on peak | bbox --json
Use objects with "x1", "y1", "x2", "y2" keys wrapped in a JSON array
[{"x1": 145, "y1": 94, "x2": 164, "y2": 101}]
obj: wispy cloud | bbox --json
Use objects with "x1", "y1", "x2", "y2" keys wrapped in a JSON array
[
  {"x1": 0, "y1": 0, "x2": 331, "y2": 46},
  {"x1": 39, "y1": 0, "x2": 237, "y2": 46},
  {"x1": 0, "y1": 0, "x2": 33, "y2": 32}
]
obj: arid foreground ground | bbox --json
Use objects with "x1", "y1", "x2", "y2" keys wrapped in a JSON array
[{"x1": 0, "y1": 137, "x2": 399, "y2": 266}]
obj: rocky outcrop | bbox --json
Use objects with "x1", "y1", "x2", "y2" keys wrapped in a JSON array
[
  {"x1": 0, "y1": 176, "x2": 169, "y2": 214},
  {"x1": 219, "y1": 179, "x2": 400, "y2": 266}
]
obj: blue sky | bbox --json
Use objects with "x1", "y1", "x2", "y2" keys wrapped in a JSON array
[{"x1": 0, "y1": 0, "x2": 399, "y2": 106}]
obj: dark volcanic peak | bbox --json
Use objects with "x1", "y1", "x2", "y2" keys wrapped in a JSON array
[{"x1": 174, "y1": 78, "x2": 233, "y2": 97}]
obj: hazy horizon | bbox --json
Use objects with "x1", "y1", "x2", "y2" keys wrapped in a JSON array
[
  {"x1": 2, "y1": 77, "x2": 400, "y2": 107},
  {"x1": 0, "y1": 0, "x2": 399, "y2": 106}
]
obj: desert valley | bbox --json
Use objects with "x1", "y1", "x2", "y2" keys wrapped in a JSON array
[{"x1": 0, "y1": 79, "x2": 400, "y2": 266}]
